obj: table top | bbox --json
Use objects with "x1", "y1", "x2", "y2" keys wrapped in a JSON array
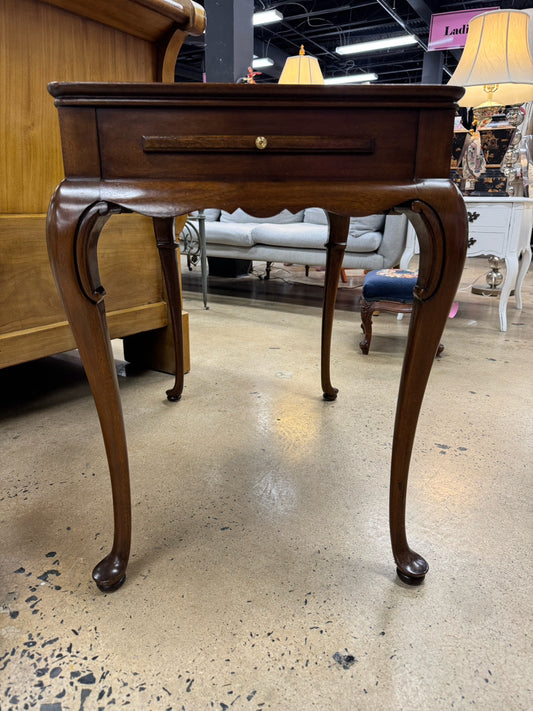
[{"x1": 49, "y1": 81, "x2": 464, "y2": 105}]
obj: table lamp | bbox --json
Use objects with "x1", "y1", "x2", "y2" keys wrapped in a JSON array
[
  {"x1": 448, "y1": 9, "x2": 533, "y2": 290},
  {"x1": 278, "y1": 45, "x2": 324, "y2": 84},
  {"x1": 448, "y1": 9, "x2": 533, "y2": 195},
  {"x1": 448, "y1": 9, "x2": 533, "y2": 108}
]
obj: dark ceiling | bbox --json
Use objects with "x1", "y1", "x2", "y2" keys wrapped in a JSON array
[{"x1": 175, "y1": 0, "x2": 532, "y2": 85}]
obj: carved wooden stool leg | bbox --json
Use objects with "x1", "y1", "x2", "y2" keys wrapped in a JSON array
[
  {"x1": 47, "y1": 186, "x2": 132, "y2": 592},
  {"x1": 390, "y1": 187, "x2": 467, "y2": 583},
  {"x1": 359, "y1": 299, "x2": 375, "y2": 354},
  {"x1": 321, "y1": 213, "x2": 350, "y2": 400},
  {"x1": 153, "y1": 216, "x2": 185, "y2": 401}
]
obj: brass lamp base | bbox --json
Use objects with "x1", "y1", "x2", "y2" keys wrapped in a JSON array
[{"x1": 471, "y1": 256, "x2": 514, "y2": 297}]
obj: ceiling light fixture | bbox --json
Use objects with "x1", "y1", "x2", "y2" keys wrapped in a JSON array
[
  {"x1": 336, "y1": 35, "x2": 417, "y2": 56},
  {"x1": 253, "y1": 9, "x2": 283, "y2": 26},
  {"x1": 324, "y1": 73, "x2": 378, "y2": 85},
  {"x1": 252, "y1": 57, "x2": 274, "y2": 69}
]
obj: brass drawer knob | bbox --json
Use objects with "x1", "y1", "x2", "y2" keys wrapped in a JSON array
[{"x1": 255, "y1": 136, "x2": 268, "y2": 150}]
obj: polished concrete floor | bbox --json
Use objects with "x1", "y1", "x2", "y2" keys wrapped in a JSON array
[{"x1": 1, "y1": 258, "x2": 532, "y2": 710}]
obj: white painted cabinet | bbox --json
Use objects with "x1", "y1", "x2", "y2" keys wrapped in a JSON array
[{"x1": 401, "y1": 197, "x2": 533, "y2": 331}]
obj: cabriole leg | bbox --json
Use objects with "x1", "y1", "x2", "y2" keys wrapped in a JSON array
[
  {"x1": 153, "y1": 216, "x2": 186, "y2": 401},
  {"x1": 47, "y1": 187, "x2": 131, "y2": 592},
  {"x1": 515, "y1": 247, "x2": 532, "y2": 312},
  {"x1": 391, "y1": 187, "x2": 467, "y2": 583},
  {"x1": 321, "y1": 213, "x2": 350, "y2": 400},
  {"x1": 359, "y1": 300, "x2": 375, "y2": 355}
]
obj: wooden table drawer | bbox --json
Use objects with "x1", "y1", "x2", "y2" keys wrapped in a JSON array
[{"x1": 97, "y1": 107, "x2": 419, "y2": 183}]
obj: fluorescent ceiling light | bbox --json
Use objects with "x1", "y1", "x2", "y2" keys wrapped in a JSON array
[
  {"x1": 324, "y1": 73, "x2": 378, "y2": 85},
  {"x1": 253, "y1": 9, "x2": 283, "y2": 26},
  {"x1": 252, "y1": 57, "x2": 275, "y2": 69},
  {"x1": 336, "y1": 35, "x2": 417, "y2": 55}
]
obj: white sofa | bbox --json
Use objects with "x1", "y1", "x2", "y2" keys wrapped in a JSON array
[{"x1": 183, "y1": 207, "x2": 409, "y2": 277}]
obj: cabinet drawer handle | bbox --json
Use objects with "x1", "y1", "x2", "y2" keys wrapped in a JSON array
[
  {"x1": 468, "y1": 237, "x2": 477, "y2": 247},
  {"x1": 142, "y1": 135, "x2": 375, "y2": 154},
  {"x1": 467, "y1": 210, "x2": 480, "y2": 223}
]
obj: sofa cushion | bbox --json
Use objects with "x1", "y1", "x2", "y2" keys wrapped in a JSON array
[
  {"x1": 304, "y1": 208, "x2": 386, "y2": 237},
  {"x1": 220, "y1": 208, "x2": 305, "y2": 224},
  {"x1": 251, "y1": 223, "x2": 328, "y2": 250},
  {"x1": 188, "y1": 208, "x2": 221, "y2": 221},
  {"x1": 205, "y1": 242, "x2": 386, "y2": 270},
  {"x1": 346, "y1": 231, "x2": 382, "y2": 253},
  {"x1": 202, "y1": 221, "x2": 256, "y2": 247},
  {"x1": 377, "y1": 214, "x2": 407, "y2": 265},
  {"x1": 303, "y1": 207, "x2": 328, "y2": 225},
  {"x1": 250, "y1": 224, "x2": 381, "y2": 253},
  {"x1": 349, "y1": 214, "x2": 385, "y2": 236}
]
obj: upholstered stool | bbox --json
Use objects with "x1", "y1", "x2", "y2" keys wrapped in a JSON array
[{"x1": 359, "y1": 268, "x2": 444, "y2": 356}]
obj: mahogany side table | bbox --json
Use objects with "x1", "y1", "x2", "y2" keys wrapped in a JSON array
[{"x1": 46, "y1": 83, "x2": 467, "y2": 591}]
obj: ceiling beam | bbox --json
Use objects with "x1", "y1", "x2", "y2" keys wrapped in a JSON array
[
  {"x1": 373, "y1": 0, "x2": 428, "y2": 50},
  {"x1": 404, "y1": 0, "x2": 437, "y2": 26},
  {"x1": 253, "y1": 38, "x2": 287, "y2": 78},
  {"x1": 404, "y1": 0, "x2": 461, "y2": 61}
]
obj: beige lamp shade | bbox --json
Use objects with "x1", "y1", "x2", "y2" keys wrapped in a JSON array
[
  {"x1": 526, "y1": 9, "x2": 533, "y2": 56},
  {"x1": 278, "y1": 45, "x2": 324, "y2": 85},
  {"x1": 448, "y1": 9, "x2": 533, "y2": 107}
]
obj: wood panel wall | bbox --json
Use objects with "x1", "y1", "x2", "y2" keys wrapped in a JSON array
[
  {"x1": 1, "y1": 0, "x2": 157, "y2": 214},
  {"x1": 0, "y1": 0, "x2": 190, "y2": 372}
]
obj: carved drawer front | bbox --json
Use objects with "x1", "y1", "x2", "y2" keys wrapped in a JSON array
[
  {"x1": 466, "y1": 204, "x2": 511, "y2": 231},
  {"x1": 97, "y1": 107, "x2": 419, "y2": 182},
  {"x1": 465, "y1": 203, "x2": 511, "y2": 255},
  {"x1": 467, "y1": 232, "x2": 508, "y2": 256}
]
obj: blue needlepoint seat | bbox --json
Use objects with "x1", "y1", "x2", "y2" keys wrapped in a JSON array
[
  {"x1": 359, "y1": 268, "x2": 444, "y2": 357},
  {"x1": 362, "y1": 268, "x2": 418, "y2": 303}
]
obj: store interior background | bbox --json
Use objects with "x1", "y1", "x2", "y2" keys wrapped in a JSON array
[{"x1": 179, "y1": 0, "x2": 532, "y2": 85}]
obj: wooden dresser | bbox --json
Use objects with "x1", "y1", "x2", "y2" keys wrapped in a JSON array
[{"x1": 0, "y1": 0, "x2": 204, "y2": 371}]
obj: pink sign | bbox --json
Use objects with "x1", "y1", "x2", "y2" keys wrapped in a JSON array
[{"x1": 428, "y1": 8, "x2": 498, "y2": 51}]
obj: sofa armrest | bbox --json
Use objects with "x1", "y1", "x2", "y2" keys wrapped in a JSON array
[{"x1": 377, "y1": 214, "x2": 409, "y2": 268}]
